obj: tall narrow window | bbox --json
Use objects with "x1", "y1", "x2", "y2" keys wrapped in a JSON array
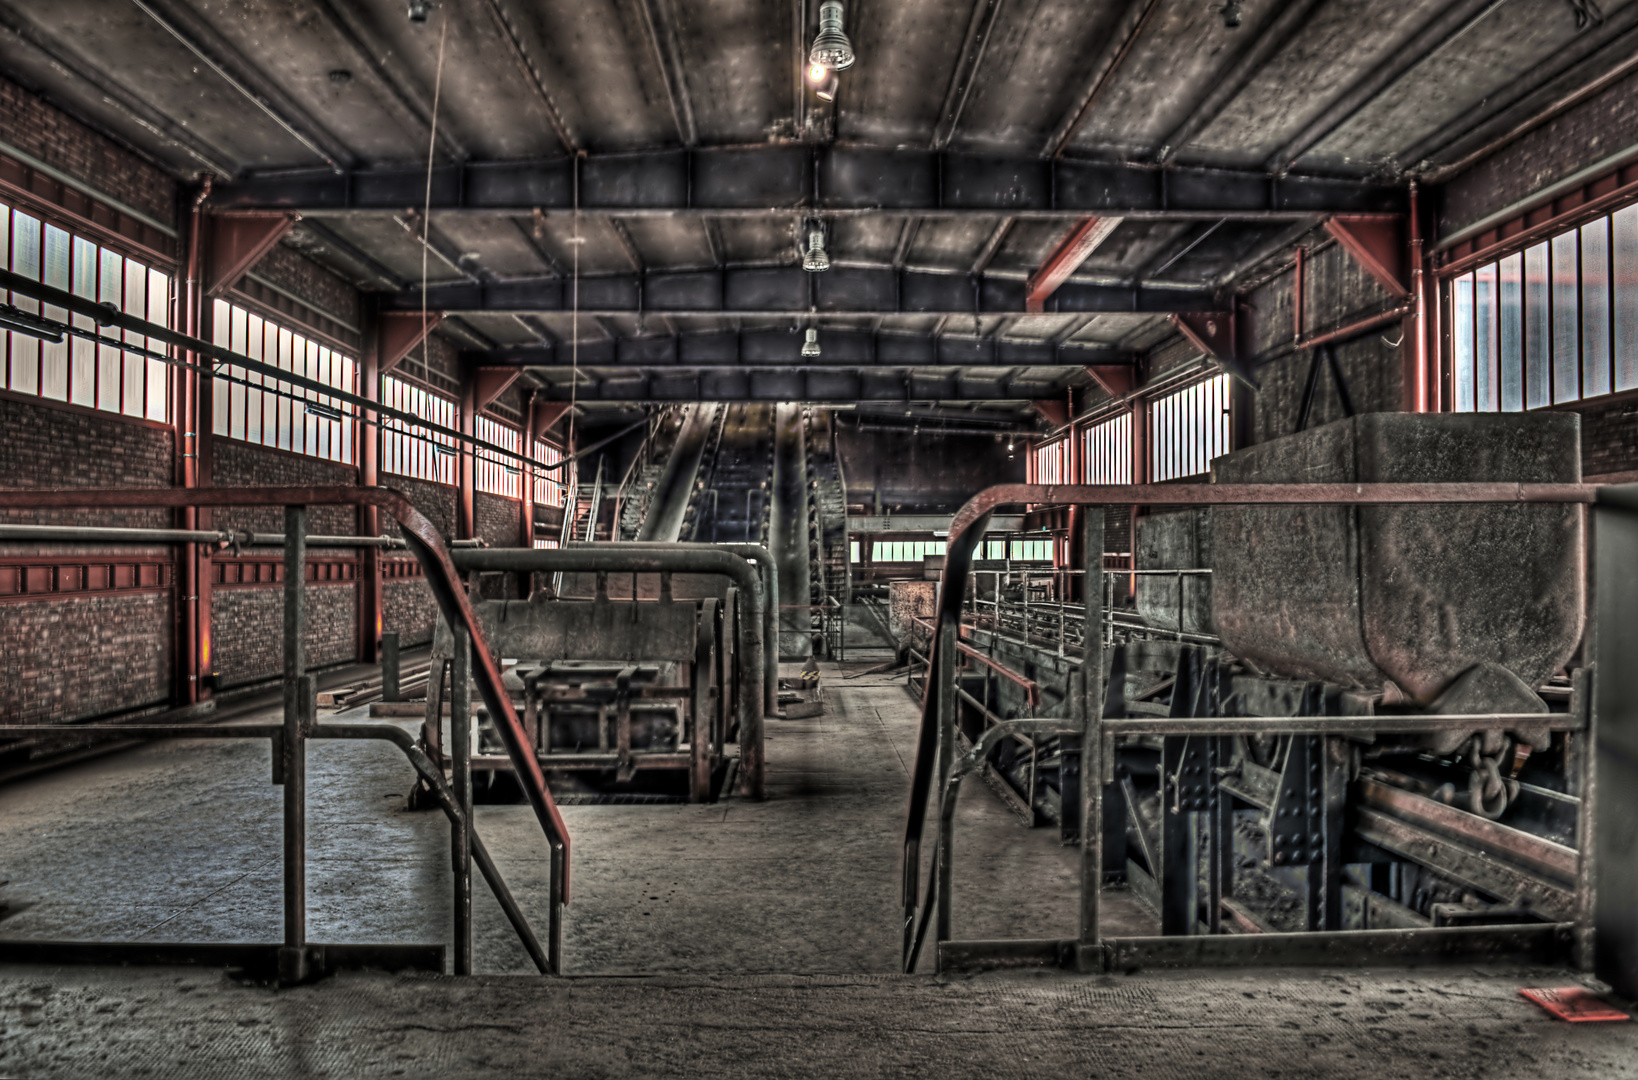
[
  {"x1": 1148, "y1": 374, "x2": 1230, "y2": 482},
  {"x1": 381, "y1": 375, "x2": 457, "y2": 482},
  {"x1": 1449, "y1": 204, "x2": 1637, "y2": 412},
  {"x1": 211, "y1": 300, "x2": 355, "y2": 463},
  {"x1": 533, "y1": 438, "x2": 566, "y2": 507},
  {"x1": 1084, "y1": 412, "x2": 1133, "y2": 484},
  {"x1": 474, "y1": 415, "x2": 521, "y2": 498},
  {"x1": 1032, "y1": 437, "x2": 1068, "y2": 484},
  {"x1": 0, "y1": 203, "x2": 171, "y2": 420}
]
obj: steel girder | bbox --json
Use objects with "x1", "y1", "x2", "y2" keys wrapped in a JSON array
[
  {"x1": 526, "y1": 367, "x2": 1078, "y2": 403},
  {"x1": 209, "y1": 146, "x2": 1406, "y2": 219},
  {"x1": 381, "y1": 266, "x2": 1215, "y2": 317},
  {"x1": 475, "y1": 327, "x2": 1134, "y2": 368}
]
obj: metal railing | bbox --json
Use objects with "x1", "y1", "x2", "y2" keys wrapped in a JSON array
[
  {"x1": 902, "y1": 480, "x2": 1616, "y2": 981},
  {"x1": 0, "y1": 486, "x2": 571, "y2": 981}
]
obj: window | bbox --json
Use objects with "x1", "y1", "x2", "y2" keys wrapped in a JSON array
[
  {"x1": 533, "y1": 438, "x2": 566, "y2": 507},
  {"x1": 979, "y1": 539, "x2": 1052, "y2": 561},
  {"x1": 1149, "y1": 373, "x2": 1230, "y2": 483},
  {"x1": 849, "y1": 539, "x2": 860, "y2": 563},
  {"x1": 1032, "y1": 437, "x2": 1069, "y2": 484},
  {"x1": 0, "y1": 203, "x2": 171, "y2": 421},
  {"x1": 211, "y1": 300, "x2": 355, "y2": 463},
  {"x1": 870, "y1": 540, "x2": 947, "y2": 562},
  {"x1": 475, "y1": 415, "x2": 521, "y2": 498},
  {"x1": 1449, "y1": 203, "x2": 1638, "y2": 411},
  {"x1": 1084, "y1": 412, "x2": 1133, "y2": 484},
  {"x1": 381, "y1": 374, "x2": 457, "y2": 482}
]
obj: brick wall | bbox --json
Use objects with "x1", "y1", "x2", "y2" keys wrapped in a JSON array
[
  {"x1": 0, "y1": 592, "x2": 173, "y2": 725},
  {"x1": 0, "y1": 74, "x2": 177, "y2": 227},
  {"x1": 383, "y1": 578, "x2": 439, "y2": 647},
  {"x1": 475, "y1": 491, "x2": 520, "y2": 546},
  {"x1": 210, "y1": 583, "x2": 358, "y2": 686},
  {"x1": 253, "y1": 244, "x2": 361, "y2": 329},
  {"x1": 1569, "y1": 398, "x2": 1634, "y2": 478},
  {"x1": 381, "y1": 473, "x2": 457, "y2": 542},
  {"x1": 209, "y1": 438, "x2": 358, "y2": 537},
  {"x1": 0, "y1": 395, "x2": 176, "y2": 724}
]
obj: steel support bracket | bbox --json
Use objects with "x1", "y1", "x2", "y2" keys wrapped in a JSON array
[
  {"x1": 1172, "y1": 310, "x2": 1259, "y2": 390},
  {"x1": 207, "y1": 213, "x2": 298, "y2": 298},
  {"x1": 1325, "y1": 215, "x2": 1409, "y2": 298},
  {"x1": 378, "y1": 311, "x2": 443, "y2": 375}
]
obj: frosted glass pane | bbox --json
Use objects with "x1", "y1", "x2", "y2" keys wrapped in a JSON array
[
  {"x1": 1524, "y1": 242, "x2": 1550, "y2": 408},
  {"x1": 1552, "y1": 231, "x2": 1580, "y2": 404},
  {"x1": 1498, "y1": 252, "x2": 1523, "y2": 411},
  {"x1": 1582, "y1": 220, "x2": 1612, "y2": 399},
  {"x1": 1452, "y1": 275, "x2": 1475, "y2": 412},
  {"x1": 1474, "y1": 262, "x2": 1498, "y2": 411},
  {"x1": 1614, "y1": 204, "x2": 1638, "y2": 392}
]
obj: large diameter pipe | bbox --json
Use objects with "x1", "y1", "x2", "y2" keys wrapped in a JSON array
[
  {"x1": 448, "y1": 546, "x2": 767, "y2": 799},
  {"x1": 0, "y1": 523, "x2": 407, "y2": 548},
  {"x1": 569, "y1": 540, "x2": 780, "y2": 718}
]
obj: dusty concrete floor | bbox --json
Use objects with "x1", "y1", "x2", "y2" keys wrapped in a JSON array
[{"x1": 2, "y1": 655, "x2": 1634, "y2": 1077}]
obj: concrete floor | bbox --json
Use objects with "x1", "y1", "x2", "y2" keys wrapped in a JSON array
[{"x1": 1, "y1": 656, "x2": 1634, "y2": 1077}]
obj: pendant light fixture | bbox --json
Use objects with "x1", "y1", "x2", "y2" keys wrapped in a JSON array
[
  {"x1": 802, "y1": 227, "x2": 830, "y2": 272},
  {"x1": 809, "y1": 2, "x2": 855, "y2": 72},
  {"x1": 801, "y1": 329, "x2": 821, "y2": 357}
]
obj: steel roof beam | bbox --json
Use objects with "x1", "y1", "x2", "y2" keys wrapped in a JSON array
[
  {"x1": 382, "y1": 267, "x2": 1214, "y2": 317},
  {"x1": 209, "y1": 146, "x2": 1405, "y2": 218},
  {"x1": 522, "y1": 367, "x2": 1080, "y2": 403},
  {"x1": 472, "y1": 327, "x2": 1135, "y2": 368}
]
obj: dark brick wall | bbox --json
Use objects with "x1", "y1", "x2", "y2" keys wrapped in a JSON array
[
  {"x1": 1439, "y1": 67, "x2": 1638, "y2": 238},
  {"x1": 1569, "y1": 398, "x2": 1636, "y2": 478},
  {"x1": 383, "y1": 579, "x2": 439, "y2": 647},
  {"x1": 838, "y1": 426, "x2": 1024, "y2": 513},
  {"x1": 475, "y1": 491, "x2": 520, "y2": 546},
  {"x1": 0, "y1": 74, "x2": 177, "y2": 227},
  {"x1": 209, "y1": 438, "x2": 358, "y2": 538},
  {"x1": 0, "y1": 394, "x2": 172, "y2": 534},
  {"x1": 0, "y1": 395, "x2": 176, "y2": 724},
  {"x1": 254, "y1": 244, "x2": 361, "y2": 329},
  {"x1": 381, "y1": 473, "x2": 457, "y2": 542},
  {"x1": 210, "y1": 583, "x2": 358, "y2": 686},
  {"x1": 0, "y1": 593, "x2": 173, "y2": 724}
]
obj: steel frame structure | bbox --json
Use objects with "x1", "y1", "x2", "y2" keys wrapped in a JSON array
[{"x1": 902, "y1": 481, "x2": 1638, "y2": 1000}]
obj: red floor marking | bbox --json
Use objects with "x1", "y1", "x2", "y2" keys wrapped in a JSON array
[{"x1": 1520, "y1": 987, "x2": 1631, "y2": 1022}]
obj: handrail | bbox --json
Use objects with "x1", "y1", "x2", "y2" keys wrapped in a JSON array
[
  {"x1": 583, "y1": 456, "x2": 606, "y2": 544},
  {"x1": 0, "y1": 486, "x2": 572, "y2": 908},
  {"x1": 902, "y1": 480, "x2": 1606, "y2": 974}
]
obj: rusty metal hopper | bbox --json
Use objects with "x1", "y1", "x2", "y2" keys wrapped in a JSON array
[{"x1": 1209, "y1": 413, "x2": 1583, "y2": 702}]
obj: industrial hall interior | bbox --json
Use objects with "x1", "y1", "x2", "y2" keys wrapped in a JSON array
[{"x1": 4, "y1": 0, "x2": 1638, "y2": 1075}]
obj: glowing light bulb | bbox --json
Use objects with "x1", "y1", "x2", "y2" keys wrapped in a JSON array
[{"x1": 808, "y1": 63, "x2": 828, "y2": 83}]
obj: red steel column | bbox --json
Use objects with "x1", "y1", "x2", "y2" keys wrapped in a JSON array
[
  {"x1": 357, "y1": 310, "x2": 383, "y2": 662},
  {"x1": 458, "y1": 370, "x2": 476, "y2": 541},
  {"x1": 174, "y1": 180, "x2": 209, "y2": 705}
]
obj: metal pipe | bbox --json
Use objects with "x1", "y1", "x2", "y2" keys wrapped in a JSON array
[
  {"x1": 573, "y1": 540, "x2": 781, "y2": 717},
  {"x1": 1296, "y1": 303, "x2": 1414, "y2": 351},
  {"x1": 0, "y1": 523, "x2": 407, "y2": 547},
  {"x1": 447, "y1": 545, "x2": 767, "y2": 799},
  {"x1": 450, "y1": 627, "x2": 474, "y2": 976},
  {"x1": 280, "y1": 507, "x2": 308, "y2": 985}
]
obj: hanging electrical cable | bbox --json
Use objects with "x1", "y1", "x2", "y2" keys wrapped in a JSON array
[{"x1": 418, "y1": 15, "x2": 449, "y2": 383}]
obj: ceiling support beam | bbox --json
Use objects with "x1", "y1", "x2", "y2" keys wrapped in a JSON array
[
  {"x1": 475, "y1": 327, "x2": 1132, "y2": 369},
  {"x1": 477, "y1": 0, "x2": 577, "y2": 155},
  {"x1": 1265, "y1": 0, "x2": 1511, "y2": 173},
  {"x1": 1043, "y1": 0, "x2": 1163, "y2": 157},
  {"x1": 383, "y1": 267, "x2": 1215, "y2": 318},
  {"x1": 520, "y1": 368, "x2": 1084, "y2": 404},
  {"x1": 933, "y1": 0, "x2": 1009, "y2": 150},
  {"x1": 1324, "y1": 215, "x2": 1408, "y2": 297},
  {"x1": 128, "y1": 0, "x2": 349, "y2": 172},
  {"x1": 636, "y1": 0, "x2": 698, "y2": 147},
  {"x1": 1172, "y1": 310, "x2": 1259, "y2": 389},
  {"x1": 206, "y1": 213, "x2": 297, "y2": 297},
  {"x1": 209, "y1": 146, "x2": 1405, "y2": 219},
  {"x1": 1153, "y1": 0, "x2": 1327, "y2": 164},
  {"x1": 1025, "y1": 217, "x2": 1123, "y2": 311}
]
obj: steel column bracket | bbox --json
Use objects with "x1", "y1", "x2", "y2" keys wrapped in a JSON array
[
  {"x1": 472, "y1": 367, "x2": 523, "y2": 415},
  {"x1": 207, "y1": 213, "x2": 297, "y2": 297},
  {"x1": 379, "y1": 311, "x2": 443, "y2": 375},
  {"x1": 1325, "y1": 215, "x2": 1409, "y2": 298},
  {"x1": 1026, "y1": 217, "x2": 1124, "y2": 312},
  {"x1": 1086, "y1": 364, "x2": 1135, "y2": 399},
  {"x1": 532, "y1": 401, "x2": 573, "y2": 441},
  {"x1": 1031, "y1": 398, "x2": 1070, "y2": 427},
  {"x1": 1172, "y1": 310, "x2": 1259, "y2": 390}
]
